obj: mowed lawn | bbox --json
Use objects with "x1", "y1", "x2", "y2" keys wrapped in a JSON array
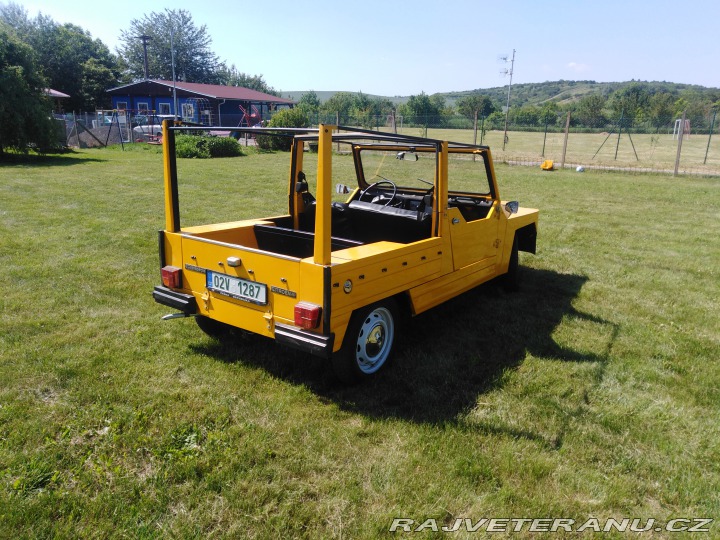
[{"x1": 1, "y1": 145, "x2": 718, "y2": 538}]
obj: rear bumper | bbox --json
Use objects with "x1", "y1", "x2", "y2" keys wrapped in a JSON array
[
  {"x1": 152, "y1": 286, "x2": 198, "y2": 314},
  {"x1": 152, "y1": 287, "x2": 333, "y2": 358},
  {"x1": 275, "y1": 323, "x2": 334, "y2": 359}
]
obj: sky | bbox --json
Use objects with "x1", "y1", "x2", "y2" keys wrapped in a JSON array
[{"x1": 16, "y1": 0, "x2": 720, "y2": 96}]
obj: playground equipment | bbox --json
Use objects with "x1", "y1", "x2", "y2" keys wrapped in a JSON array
[{"x1": 238, "y1": 104, "x2": 261, "y2": 127}]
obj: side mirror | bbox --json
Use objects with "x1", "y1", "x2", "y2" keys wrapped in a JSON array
[
  {"x1": 504, "y1": 201, "x2": 519, "y2": 214},
  {"x1": 396, "y1": 151, "x2": 418, "y2": 161},
  {"x1": 295, "y1": 171, "x2": 308, "y2": 193}
]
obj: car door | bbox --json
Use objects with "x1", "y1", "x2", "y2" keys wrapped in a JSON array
[{"x1": 446, "y1": 153, "x2": 500, "y2": 271}]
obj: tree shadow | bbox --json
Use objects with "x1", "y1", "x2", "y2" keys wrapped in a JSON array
[
  {"x1": 0, "y1": 151, "x2": 106, "y2": 167},
  {"x1": 192, "y1": 267, "x2": 617, "y2": 424}
]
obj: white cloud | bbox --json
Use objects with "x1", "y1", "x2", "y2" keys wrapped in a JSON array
[{"x1": 567, "y1": 62, "x2": 590, "y2": 73}]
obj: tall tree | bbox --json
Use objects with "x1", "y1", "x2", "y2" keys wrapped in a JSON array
[
  {"x1": 295, "y1": 90, "x2": 321, "y2": 118},
  {"x1": 0, "y1": 3, "x2": 119, "y2": 111},
  {"x1": 320, "y1": 92, "x2": 355, "y2": 124},
  {"x1": 647, "y1": 92, "x2": 676, "y2": 129},
  {"x1": 575, "y1": 94, "x2": 607, "y2": 127},
  {"x1": 456, "y1": 95, "x2": 495, "y2": 119},
  {"x1": 609, "y1": 83, "x2": 650, "y2": 122},
  {"x1": 399, "y1": 92, "x2": 447, "y2": 120},
  {"x1": 0, "y1": 22, "x2": 60, "y2": 154},
  {"x1": 117, "y1": 9, "x2": 222, "y2": 84},
  {"x1": 217, "y1": 65, "x2": 279, "y2": 96}
]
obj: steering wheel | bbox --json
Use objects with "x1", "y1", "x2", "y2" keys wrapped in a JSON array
[{"x1": 359, "y1": 179, "x2": 397, "y2": 207}]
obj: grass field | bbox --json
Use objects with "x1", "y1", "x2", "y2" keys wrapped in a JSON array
[{"x1": 1, "y1": 145, "x2": 719, "y2": 538}]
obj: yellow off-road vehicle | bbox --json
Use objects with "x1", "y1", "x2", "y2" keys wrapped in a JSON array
[{"x1": 153, "y1": 123, "x2": 538, "y2": 382}]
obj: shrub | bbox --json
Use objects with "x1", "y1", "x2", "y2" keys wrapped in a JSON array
[
  {"x1": 206, "y1": 136, "x2": 243, "y2": 157},
  {"x1": 175, "y1": 134, "x2": 243, "y2": 158},
  {"x1": 256, "y1": 108, "x2": 309, "y2": 151}
]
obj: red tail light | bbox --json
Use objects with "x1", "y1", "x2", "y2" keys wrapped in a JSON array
[
  {"x1": 294, "y1": 302, "x2": 322, "y2": 329},
  {"x1": 161, "y1": 266, "x2": 182, "y2": 288}
]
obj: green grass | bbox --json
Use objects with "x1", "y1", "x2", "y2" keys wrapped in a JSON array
[{"x1": 1, "y1": 145, "x2": 719, "y2": 538}]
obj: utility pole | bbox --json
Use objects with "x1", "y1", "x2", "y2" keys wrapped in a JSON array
[
  {"x1": 169, "y1": 24, "x2": 178, "y2": 119},
  {"x1": 138, "y1": 35, "x2": 152, "y2": 80},
  {"x1": 501, "y1": 49, "x2": 516, "y2": 151}
]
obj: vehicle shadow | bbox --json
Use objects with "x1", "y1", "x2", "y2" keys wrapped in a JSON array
[{"x1": 194, "y1": 267, "x2": 614, "y2": 424}]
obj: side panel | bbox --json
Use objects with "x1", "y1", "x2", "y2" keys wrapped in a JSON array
[{"x1": 328, "y1": 239, "x2": 445, "y2": 349}]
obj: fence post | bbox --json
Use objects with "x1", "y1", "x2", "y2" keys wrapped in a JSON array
[
  {"x1": 473, "y1": 111, "x2": 478, "y2": 161},
  {"x1": 704, "y1": 108, "x2": 716, "y2": 165},
  {"x1": 560, "y1": 112, "x2": 571, "y2": 169},
  {"x1": 674, "y1": 110, "x2": 686, "y2": 176},
  {"x1": 614, "y1": 109, "x2": 624, "y2": 160}
]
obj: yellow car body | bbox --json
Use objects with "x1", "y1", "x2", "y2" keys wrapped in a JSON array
[{"x1": 153, "y1": 123, "x2": 538, "y2": 381}]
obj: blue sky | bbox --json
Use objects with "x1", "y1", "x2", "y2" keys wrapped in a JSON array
[{"x1": 17, "y1": 0, "x2": 720, "y2": 95}]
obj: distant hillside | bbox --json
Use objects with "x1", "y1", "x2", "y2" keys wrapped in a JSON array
[
  {"x1": 284, "y1": 81, "x2": 719, "y2": 108},
  {"x1": 282, "y1": 90, "x2": 408, "y2": 106}
]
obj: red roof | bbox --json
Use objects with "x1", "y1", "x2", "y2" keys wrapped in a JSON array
[{"x1": 108, "y1": 80, "x2": 293, "y2": 104}]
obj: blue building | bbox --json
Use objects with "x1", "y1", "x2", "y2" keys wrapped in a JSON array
[{"x1": 107, "y1": 80, "x2": 294, "y2": 126}]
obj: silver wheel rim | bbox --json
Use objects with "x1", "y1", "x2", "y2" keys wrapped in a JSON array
[{"x1": 354, "y1": 307, "x2": 394, "y2": 374}]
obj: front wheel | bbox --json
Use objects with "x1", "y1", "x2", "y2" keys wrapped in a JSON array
[
  {"x1": 332, "y1": 300, "x2": 398, "y2": 383},
  {"x1": 501, "y1": 236, "x2": 520, "y2": 292}
]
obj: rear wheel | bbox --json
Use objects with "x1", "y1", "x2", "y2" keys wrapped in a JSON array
[
  {"x1": 332, "y1": 300, "x2": 398, "y2": 383},
  {"x1": 195, "y1": 315, "x2": 233, "y2": 339}
]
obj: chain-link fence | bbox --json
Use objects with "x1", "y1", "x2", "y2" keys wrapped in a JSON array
[
  {"x1": 305, "y1": 110, "x2": 719, "y2": 176},
  {"x1": 60, "y1": 108, "x2": 719, "y2": 176}
]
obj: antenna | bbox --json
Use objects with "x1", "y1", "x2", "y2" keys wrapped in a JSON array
[{"x1": 499, "y1": 49, "x2": 516, "y2": 151}]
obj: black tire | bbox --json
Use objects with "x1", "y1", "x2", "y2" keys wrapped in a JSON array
[
  {"x1": 195, "y1": 315, "x2": 233, "y2": 339},
  {"x1": 332, "y1": 299, "x2": 398, "y2": 383},
  {"x1": 502, "y1": 236, "x2": 520, "y2": 292}
]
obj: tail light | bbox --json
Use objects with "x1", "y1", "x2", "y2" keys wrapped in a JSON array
[
  {"x1": 294, "y1": 302, "x2": 322, "y2": 329},
  {"x1": 161, "y1": 266, "x2": 182, "y2": 288}
]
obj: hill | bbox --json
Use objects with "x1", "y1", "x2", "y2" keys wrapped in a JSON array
[{"x1": 284, "y1": 80, "x2": 720, "y2": 108}]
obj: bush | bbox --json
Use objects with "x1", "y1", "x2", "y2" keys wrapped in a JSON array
[
  {"x1": 256, "y1": 108, "x2": 309, "y2": 151},
  {"x1": 175, "y1": 134, "x2": 243, "y2": 158},
  {"x1": 206, "y1": 136, "x2": 243, "y2": 157}
]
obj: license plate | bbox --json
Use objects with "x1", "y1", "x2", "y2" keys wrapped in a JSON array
[{"x1": 206, "y1": 272, "x2": 267, "y2": 305}]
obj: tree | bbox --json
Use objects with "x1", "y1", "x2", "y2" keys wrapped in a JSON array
[
  {"x1": 575, "y1": 94, "x2": 607, "y2": 127},
  {"x1": 320, "y1": 92, "x2": 355, "y2": 124},
  {"x1": 218, "y1": 65, "x2": 279, "y2": 96},
  {"x1": 0, "y1": 3, "x2": 120, "y2": 111},
  {"x1": 647, "y1": 92, "x2": 676, "y2": 130},
  {"x1": 0, "y1": 22, "x2": 60, "y2": 154},
  {"x1": 399, "y1": 92, "x2": 446, "y2": 122},
  {"x1": 117, "y1": 9, "x2": 222, "y2": 84},
  {"x1": 351, "y1": 92, "x2": 393, "y2": 128},
  {"x1": 296, "y1": 90, "x2": 321, "y2": 119},
  {"x1": 456, "y1": 95, "x2": 495, "y2": 119},
  {"x1": 609, "y1": 83, "x2": 650, "y2": 123}
]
